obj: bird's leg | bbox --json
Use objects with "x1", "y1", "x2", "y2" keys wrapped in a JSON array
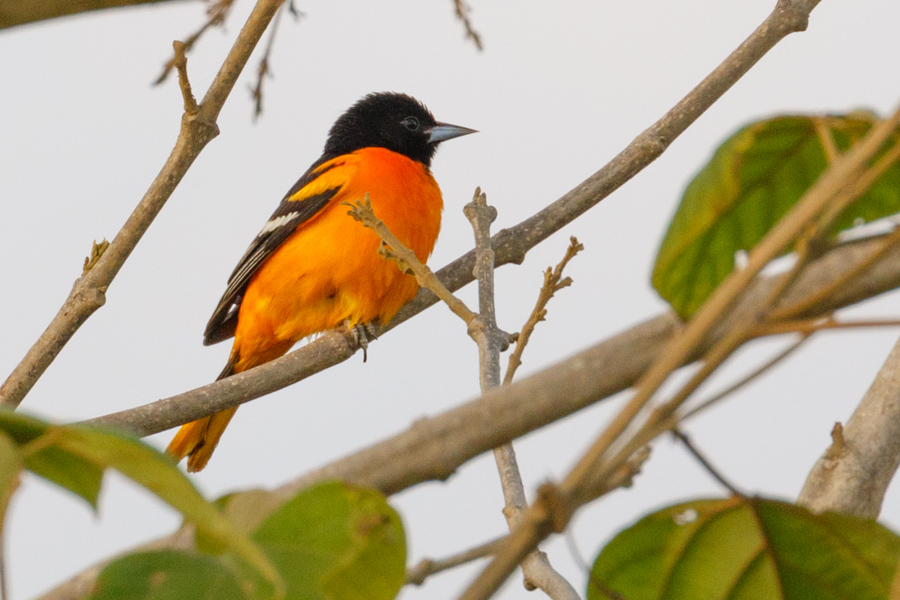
[{"x1": 345, "y1": 321, "x2": 378, "y2": 362}]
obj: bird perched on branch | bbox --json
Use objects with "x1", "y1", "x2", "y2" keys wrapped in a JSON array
[{"x1": 166, "y1": 92, "x2": 475, "y2": 471}]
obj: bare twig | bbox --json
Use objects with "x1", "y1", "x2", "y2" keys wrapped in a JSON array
[
  {"x1": 813, "y1": 116, "x2": 839, "y2": 164},
  {"x1": 350, "y1": 190, "x2": 577, "y2": 595},
  {"x1": 672, "y1": 429, "x2": 743, "y2": 496},
  {"x1": 504, "y1": 237, "x2": 583, "y2": 385},
  {"x1": 682, "y1": 334, "x2": 811, "y2": 420},
  {"x1": 1, "y1": 0, "x2": 182, "y2": 30},
  {"x1": 172, "y1": 40, "x2": 199, "y2": 115},
  {"x1": 752, "y1": 316, "x2": 900, "y2": 336},
  {"x1": 0, "y1": 0, "x2": 289, "y2": 408},
  {"x1": 344, "y1": 196, "x2": 477, "y2": 324},
  {"x1": 770, "y1": 227, "x2": 900, "y2": 321},
  {"x1": 250, "y1": 1, "x2": 301, "y2": 119},
  {"x1": 154, "y1": 0, "x2": 236, "y2": 86},
  {"x1": 798, "y1": 333, "x2": 900, "y2": 517},
  {"x1": 407, "y1": 537, "x2": 505, "y2": 586},
  {"x1": 451, "y1": 0, "x2": 483, "y2": 50}
]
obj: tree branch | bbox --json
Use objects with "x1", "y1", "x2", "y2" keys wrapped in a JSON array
[
  {"x1": 0, "y1": 0, "x2": 185, "y2": 30},
  {"x1": 0, "y1": 0, "x2": 286, "y2": 408},
  {"x1": 345, "y1": 196, "x2": 476, "y2": 324},
  {"x1": 153, "y1": 0, "x2": 236, "y2": 86},
  {"x1": 406, "y1": 537, "x2": 505, "y2": 586},
  {"x1": 463, "y1": 192, "x2": 580, "y2": 599},
  {"x1": 798, "y1": 333, "x2": 900, "y2": 517},
  {"x1": 450, "y1": 0, "x2": 483, "y2": 51}
]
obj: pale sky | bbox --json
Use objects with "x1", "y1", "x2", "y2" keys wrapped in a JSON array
[{"x1": 2, "y1": 1, "x2": 900, "y2": 599}]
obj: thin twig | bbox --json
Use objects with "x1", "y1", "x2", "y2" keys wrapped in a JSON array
[
  {"x1": 407, "y1": 537, "x2": 505, "y2": 586},
  {"x1": 451, "y1": 0, "x2": 483, "y2": 50},
  {"x1": 465, "y1": 187, "x2": 505, "y2": 386},
  {"x1": 250, "y1": 1, "x2": 301, "y2": 119},
  {"x1": 347, "y1": 186, "x2": 575, "y2": 598},
  {"x1": 172, "y1": 41, "x2": 199, "y2": 115},
  {"x1": 816, "y1": 130, "x2": 900, "y2": 234},
  {"x1": 813, "y1": 116, "x2": 839, "y2": 164},
  {"x1": 682, "y1": 334, "x2": 811, "y2": 420},
  {"x1": 504, "y1": 237, "x2": 583, "y2": 385},
  {"x1": 770, "y1": 227, "x2": 900, "y2": 321},
  {"x1": 344, "y1": 196, "x2": 477, "y2": 324},
  {"x1": 752, "y1": 317, "x2": 900, "y2": 336},
  {"x1": 672, "y1": 429, "x2": 743, "y2": 496},
  {"x1": 154, "y1": 0, "x2": 236, "y2": 85}
]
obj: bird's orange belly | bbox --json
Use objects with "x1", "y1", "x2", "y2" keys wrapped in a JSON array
[{"x1": 232, "y1": 148, "x2": 442, "y2": 370}]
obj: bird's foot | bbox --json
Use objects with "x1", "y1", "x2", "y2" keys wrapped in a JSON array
[{"x1": 345, "y1": 321, "x2": 379, "y2": 362}]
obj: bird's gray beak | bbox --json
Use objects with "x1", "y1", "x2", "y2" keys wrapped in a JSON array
[{"x1": 427, "y1": 122, "x2": 478, "y2": 144}]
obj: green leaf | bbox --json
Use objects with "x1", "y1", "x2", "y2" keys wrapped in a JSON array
[
  {"x1": 222, "y1": 488, "x2": 285, "y2": 535},
  {"x1": 0, "y1": 409, "x2": 103, "y2": 508},
  {"x1": 0, "y1": 410, "x2": 282, "y2": 597},
  {"x1": 51, "y1": 426, "x2": 283, "y2": 597},
  {"x1": 588, "y1": 496, "x2": 900, "y2": 600},
  {"x1": 197, "y1": 488, "x2": 283, "y2": 555},
  {"x1": 0, "y1": 432, "x2": 24, "y2": 535},
  {"x1": 26, "y1": 446, "x2": 104, "y2": 509},
  {"x1": 251, "y1": 481, "x2": 406, "y2": 600},
  {"x1": 652, "y1": 113, "x2": 900, "y2": 319},
  {"x1": 90, "y1": 550, "x2": 247, "y2": 600}
]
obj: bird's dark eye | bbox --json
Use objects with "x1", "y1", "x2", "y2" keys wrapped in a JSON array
[{"x1": 401, "y1": 117, "x2": 420, "y2": 131}]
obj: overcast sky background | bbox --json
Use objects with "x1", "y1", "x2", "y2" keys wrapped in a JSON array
[{"x1": 2, "y1": 1, "x2": 900, "y2": 598}]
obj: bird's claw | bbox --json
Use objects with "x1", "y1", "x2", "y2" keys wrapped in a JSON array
[{"x1": 346, "y1": 321, "x2": 378, "y2": 362}]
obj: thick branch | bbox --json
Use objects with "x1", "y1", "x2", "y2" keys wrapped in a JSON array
[
  {"x1": 798, "y1": 334, "x2": 900, "y2": 518},
  {"x1": 0, "y1": 0, "x2": 286, "y2": 408},
  {"x1": 0, "y1": 0, "x2": 187, "y2": 30}
]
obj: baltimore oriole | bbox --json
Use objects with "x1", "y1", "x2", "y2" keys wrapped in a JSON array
[{"x1": 166, "y1": 92, "x2": 475, "y2": 471}]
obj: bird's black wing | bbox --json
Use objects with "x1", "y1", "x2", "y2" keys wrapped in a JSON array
[{"x1": 203, "y1": 161, "x2": 343, "y2": 345}]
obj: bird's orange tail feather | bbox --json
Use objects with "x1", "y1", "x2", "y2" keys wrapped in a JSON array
[{"x1": 166, "y1": 407, "x2": 239, "y2": 472}]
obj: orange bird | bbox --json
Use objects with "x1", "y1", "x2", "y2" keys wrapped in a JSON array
[{"x1": 167, "y1": 93, "x2": 475, "y2": 471}]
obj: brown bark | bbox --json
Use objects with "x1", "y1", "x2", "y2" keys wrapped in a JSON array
[{"x1": 0, "y1": 0, "x2": 191, "y2": 30}]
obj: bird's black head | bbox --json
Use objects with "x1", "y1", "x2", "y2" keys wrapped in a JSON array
[{"x1": 323, "y1": 92, "x2": 475, "y2": 167}]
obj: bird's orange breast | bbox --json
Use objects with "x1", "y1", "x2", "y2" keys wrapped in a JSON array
[{"x1": 232, "y1": 147, "x2": 443, "y2": 370}]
